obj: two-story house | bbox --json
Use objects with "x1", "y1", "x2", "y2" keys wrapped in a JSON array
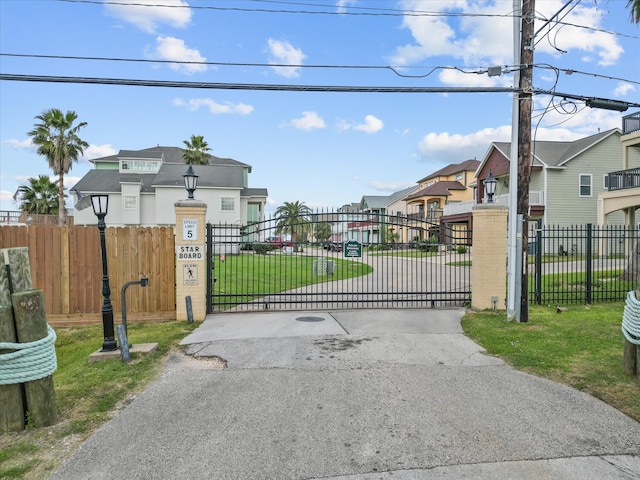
[
  {"x1": 71, "y1": 146, "x2": 268, "y2": 228},
  {"x1": 353, "y1": 186, "x2": 418, "y2": 245},
  {"x1": 598, "y1": 112, "x2": 640, "y2": 228},
  {"x1": 472, "y1": 128, "x2": 640, "y2": 226},
  {"x1": 403, "y1": 159, "x2": 479, "y2": 243}
]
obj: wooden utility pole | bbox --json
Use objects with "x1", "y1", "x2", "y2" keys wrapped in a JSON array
[{"x1": 517, "y1": 0, "x2": 535, "y2": 323}]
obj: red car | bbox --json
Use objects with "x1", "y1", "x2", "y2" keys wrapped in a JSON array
[{"x1": 266, "y1": 236, "x2": 291, "y2": 248}]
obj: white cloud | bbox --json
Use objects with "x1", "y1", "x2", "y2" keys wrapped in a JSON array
[
  {"x1": 392, "y1": 0, "x2": 623, "y2": 69},
  {"x1": 267, "y1": 39, "x2": 306, "y2": 78},
  {"x1": 173, "y1": 98, "x2": 254, "y2": 115},
  {"x1": 147, "y1": 36, "x2": 207, "y2": 74},
  {"x1": 336, "y1": 0, "x2": 356, "y2": 14},
  {"x1": 339, "y1": 115, "x2": 384, "y2": 134},
  {"x1": 2, "y1": 138, "x2": 32, "y2": 149},
  {"x1": 438, "y1": 68, "x2": 511, "y2": 88},
  {"x1": 290, "y1": 111, "x2": 326, "y2": 130},
  {"x1": 368, "y1": 180, "x2": 416, "y2": 192},
  {"x1": 613, "y1": 82, "x2": 636, "y2": 98},
  {"x1": 104, "y1": 0, "x2": 191, "y2": 33},
  {"x1": 83, "y1": 144, "x2": 117, "y2": 161}
]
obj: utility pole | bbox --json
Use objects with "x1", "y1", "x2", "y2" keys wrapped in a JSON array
[
  {"x1": 507, "y1": 0, "x2": 522, "y2": 322},
  {"x1": 516, "y1": 0, "x2": 535, "y2": 323}
]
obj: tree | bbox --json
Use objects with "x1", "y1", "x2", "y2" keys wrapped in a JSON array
[
  {"x1": 182, "y1": 135, "x2": 211, "y2": 165},
  {"x1": 275, "y1": 201, "x2": 312, "y2": 252},
  {"x1": 314, "y1": 222, "x2": 332, "y2": 243},
  {"x1": 17, "y1": 175, "x2": 61, "y2": 215},
  {"x1": 27, "y1": 109, "x2": 88, "y2": 226},
  {"x1": 627, "y1": 0, "x2": 640, "y2": 23}
]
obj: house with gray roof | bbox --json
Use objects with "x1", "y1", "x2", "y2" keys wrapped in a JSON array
[
  {"x1": 440, "y1": 128, "x2": 640, "y2": 239},
  {"x1": 72, "y1": 146, "x2": 268, "y2": 227},
  {"x1": 354, "y1": 186, "x2": 419, "y2": 244}
]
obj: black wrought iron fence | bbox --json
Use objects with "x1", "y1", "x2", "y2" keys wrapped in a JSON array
[
  {"x1": 206, "y1": 211, "x2": 471, "y2": 312},
  {"x1": 530, "y1": 221, "x2": 639, "y2": 305}
]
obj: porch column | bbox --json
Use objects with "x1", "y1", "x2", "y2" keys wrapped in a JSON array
[
  {"x1": 174, "y1": 199, "x2": 208, "y2": 322},
  {"x1": 471, "y1": 203, "x2": 508, "y2": 310}
]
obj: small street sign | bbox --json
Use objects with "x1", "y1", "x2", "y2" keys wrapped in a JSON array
[{"x1": 344, "y1": 240, "x2": 362, "y2": 258}]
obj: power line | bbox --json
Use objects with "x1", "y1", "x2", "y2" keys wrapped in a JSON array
[
  {"x1": 55, "y1": 0, "x2": 638, "y2": 39},
  {"x1": 0, "y1": 73, "x2": 518, "y2": 94},
  {"x1": 3, "y1": 53, "x2": 638, "y2": 86},
  {"x1": 1, "y1": 73, "x2": 638, "y2": 109}
]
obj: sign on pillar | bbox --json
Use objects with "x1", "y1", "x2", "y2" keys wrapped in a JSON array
[{"x1": 174, "y1": 201, "x2": 207, "y2": 321}]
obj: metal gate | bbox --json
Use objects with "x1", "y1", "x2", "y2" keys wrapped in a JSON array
[{"x1": 206, "y1": 211, "x2": 471, "y2": 312}]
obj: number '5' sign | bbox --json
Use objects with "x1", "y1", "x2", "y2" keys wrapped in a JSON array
[{"x1": 182, "y1": 219, "x2": 198, "y2": 241}]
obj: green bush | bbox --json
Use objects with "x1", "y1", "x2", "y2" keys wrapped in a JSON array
[{"x1": 456, "y1": 245, "x2": 468, "y2": 254}]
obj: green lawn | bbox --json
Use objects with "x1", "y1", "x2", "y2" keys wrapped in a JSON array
[
  {"x1": 462, "y1": 303, "x2": 640, "y2": 422},
  {"x1": 213, "y1": 253, "x2": 373, "y2": 307}
]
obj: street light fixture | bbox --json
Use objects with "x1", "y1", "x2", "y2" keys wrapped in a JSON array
[
  {"x1": 484, "y1": 170, "x2": 497, "y2": 204},
  {"x1": 183, "y1": 165, "x2": 198, "y2": 199},
  {"x1": 91, "y1": 194, "x2": 117, "y2": 352}
]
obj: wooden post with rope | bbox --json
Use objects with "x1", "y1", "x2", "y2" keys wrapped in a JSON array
[
  {"x1": 0, "y1": 248, "x2": 57, "y2": 431},
  {"x1": 624, "y1": 279, "x2": 640, "y2": 377}
]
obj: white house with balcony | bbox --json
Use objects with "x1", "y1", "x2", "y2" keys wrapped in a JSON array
[
  {"x1": 440, "y1": 128, "x2": 640, "y2": 239},
  {"x1": 71, "y1": 146, "x2": 268, "y2": 227}
]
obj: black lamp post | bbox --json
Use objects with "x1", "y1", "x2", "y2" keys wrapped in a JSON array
[
  {"x1": 183, "y1": 165, "x2": 198, "y2": 199},
  {"x1": 484, "y1": 170, "x2": 497, "y2": 204},
  {"x1": 91, "y1": 194, "x2": 117, "y2": 352}
]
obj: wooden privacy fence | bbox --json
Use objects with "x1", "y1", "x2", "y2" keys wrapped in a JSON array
[{"x1": 0, "y1": 225, "x2": 176, "y2": 317}]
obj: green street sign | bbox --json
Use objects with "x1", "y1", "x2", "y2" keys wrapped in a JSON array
[{"x1": 344, "y1": 240, "x2": 362, "y2": 258}]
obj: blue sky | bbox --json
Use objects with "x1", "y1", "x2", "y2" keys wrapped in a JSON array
[{"x1": 1, "y1": 0, "x2": 638, "y2": 215}]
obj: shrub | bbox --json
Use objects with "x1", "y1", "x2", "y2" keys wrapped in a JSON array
[{"x1": 456, "y1": 245, "x2": 468, "y2": 254}]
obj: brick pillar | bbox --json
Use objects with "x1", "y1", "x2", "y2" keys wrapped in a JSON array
[
  {"x1": 471, "y1": 204, "x2": 508, "y2": 310},
  {"x1": 174, "y1": 200, "x2": 207, "y2": 321}
]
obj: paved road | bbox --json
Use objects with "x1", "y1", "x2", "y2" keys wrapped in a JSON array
[{"x1": 50, "y1": 309, "x2": 640, "y2": 479}]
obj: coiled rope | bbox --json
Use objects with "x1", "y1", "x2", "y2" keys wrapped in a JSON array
[
  {"x1": 622, "y1": 291, "x2": 640, "y2": 346},
  {"x1": 0, "y1": 325, "x2": 57, "y2": 385}
]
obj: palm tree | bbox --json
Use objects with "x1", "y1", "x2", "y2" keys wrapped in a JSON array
[
  {"x1": 275, "y1": 201, "x2": 312, "y2": 252},
  {"x1": 18, "y1": 175, "x2": 61, "y2": 215},
  {"x1": 27, "y1": 109, "x2": 88, "y2": 226},
  {"x1": 183, "y1": 135, "x2": 211, "y2": 165},
  {"x1": 628, "y1": 0, "x2": 640, "y2": 23}
]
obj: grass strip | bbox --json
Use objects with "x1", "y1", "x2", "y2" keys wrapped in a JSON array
[{"x1": 461, "y1": 303, "x2": 640, "y2": 422}]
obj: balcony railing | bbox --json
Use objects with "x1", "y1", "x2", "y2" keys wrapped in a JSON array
[
  {"x1": 607, "y1": 168, "x2": 640, "y2": 191},
  {"x1": 442, "y1": 191, "x2": 545, "y2": 216},
  {"x1": 407, "y1": 210, "x2": 442, "y2": 222},
  {"x1": 622, "y1": 111, "x2": 640, "y2": 135}
]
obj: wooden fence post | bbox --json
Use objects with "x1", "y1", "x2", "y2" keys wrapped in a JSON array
[
  {"x1": 0, "y1": 247, "x2": 57, "y2": 430},
  {"x1": 0, "y1": 304, "x2": 25, "y2": 432},
  {"x1": 12, "y1": 289, "x2": 57, "y2": 427}
]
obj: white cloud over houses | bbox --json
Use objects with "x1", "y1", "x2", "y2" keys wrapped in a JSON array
[
  {"x1": 368, "y1": 180, "x2": 416, "y2": 192},
  {"x1": 104, "y1": 0, "x2": 191, "y2": 33},
  {"x1": 82, "y1": 144, "x2": 117, "y2": 162},
  {"x1": 148, "y1": 36, "x2": 207, "y2": 74},
  {"x1": 173, "y1": 98, "x2": 254, "y2": 115},
  {"x1": 267, "y1": 39, "x2": 306, "y2": 78},
  {"x1": 289, "y1": 111, "x2": 326, "y2": 130},
  {"x1": 392, "y1": 0, "x2": 624, "y2": 85}
]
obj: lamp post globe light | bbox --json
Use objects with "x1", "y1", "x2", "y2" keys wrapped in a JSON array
[
  {"x1": 91, "y1": 194, "x2": 117, "y2": 352},
  {"x1": 484, "y1": 170, "x2": 497, "y2": 204},
  {"x1": 183, "y1": 165, "x2": 198, "y2": 200}
]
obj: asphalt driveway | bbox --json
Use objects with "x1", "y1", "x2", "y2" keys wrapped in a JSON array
[{"x1": 49, "y1": 309, "x2": 640, "y2": 479}]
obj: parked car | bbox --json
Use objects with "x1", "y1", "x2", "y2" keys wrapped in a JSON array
[{"x1": 266, "y1": 236, "x2": 291, "y2": 248}]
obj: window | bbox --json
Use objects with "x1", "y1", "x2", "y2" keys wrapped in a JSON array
[
  {"x1": 221, "y1": 197, "x2": 235, "y2": 211},
  {"x1": 603, "y1": 174, "x2": 609, "y2": 189},
  {"x1": 455, "y1": 173, "x2": 463, "y2": 181},
  {"x1": 120, "y1": 159, "x2": 160, "y2": 173},
  {"x1": 123, "y1": 195, "x2": 137, "y2": 209},
  {"x1": 579, "y1": 174, "x2": 592, "y2": 197}
]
